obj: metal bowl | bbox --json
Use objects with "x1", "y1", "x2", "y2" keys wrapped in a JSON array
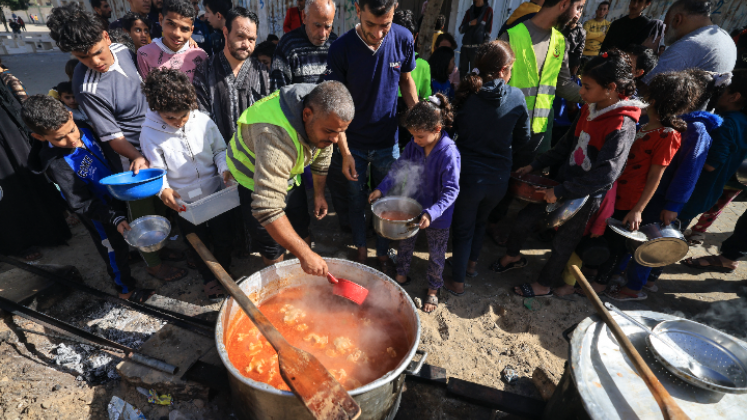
[
  {"x1": 371, "y1": 196, "x2": 422, "y2": 240},
  {"x1": 633, "y1": 221, "x2": 689, "y2": 267},
  {"x1": 509, "y1": 173, "x2": 560, "y2": 203},
  {"x1": 123, "y1": 216, "x2": 171, "y2": 253},
  {"x1": 536, "y1": 195, "x2": 589, "y2": 229},
  {"x1": 648, "y1": 319, "x2": 747, "y2": 394}
]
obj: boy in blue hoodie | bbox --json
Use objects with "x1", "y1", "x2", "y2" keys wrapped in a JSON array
[{"x1": 23, "y1": 95, "x2": 152, "y2": 303}]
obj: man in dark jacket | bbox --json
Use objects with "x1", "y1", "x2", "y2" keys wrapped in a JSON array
[
  {"x1": 458, "y1": 0, "x2": 494, "y2": 74},
  {"x1": 22, "y1": 95, "x2": 150, "y2": 302},
  {"x1": 193, "y1": 7, "x2": 270, "y2": 143}
]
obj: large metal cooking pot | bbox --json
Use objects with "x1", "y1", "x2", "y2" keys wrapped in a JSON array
[
  {"x1": 736, "y1": 156, "x2": 747, "y2": 186},
  {"x1": 631, "y1": 220, "x2": 689, "y2": 267},
  {"x1": 371, "y1": 196, "x2": 423, "y2": 240},
  {"x1": 509, "y1": 172, "x2": 560, "y2": 203},
  {"x1": 215, "y1": 259, "x2": 423, "y2": 420}
]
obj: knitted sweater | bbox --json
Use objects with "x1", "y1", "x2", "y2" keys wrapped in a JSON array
[
  {"x1": 531, "y1": 99, "x2": 643, "y2": 199},
  {"x1": 654, "y1": 111, "x2": 722, "y2": 213}
]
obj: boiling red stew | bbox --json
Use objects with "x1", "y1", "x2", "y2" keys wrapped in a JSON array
[
  {"x1": 225, "y1": 285, "x2": 410, "y2": 391},
  {"x1": 379, "y1": 211, "x2": 416, "y2": 221}
]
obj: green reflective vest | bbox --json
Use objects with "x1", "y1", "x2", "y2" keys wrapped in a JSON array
[
  {"x1": 508, "y1": 23, "x2": 565, "y2": 134},
  {"x1": 227, "y1": 90, "x2": 319, "y2": 191}
]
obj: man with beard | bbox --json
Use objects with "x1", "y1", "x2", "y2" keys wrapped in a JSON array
[
  {"x1": 228, "y1": 81, "x2": 355, "y2": 274},
  {"x1": 270, "y1": 0, "x2": 337, "y2": 91},
  {"x1": 642, "y1": 0, "x2": 736, "y2": 90},
  {"x1": 193, "y1": 7, "x2": 270, "y2": 143},
  {"x1": 90, "y1": 0, "x2": 113, "y2": 28},
  {"x1": 499, "y1": 0, "x2": 583, "y2": 156}
]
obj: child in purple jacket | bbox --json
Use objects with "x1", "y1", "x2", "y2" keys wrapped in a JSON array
[{"x1": 369, "y1": 93, "x2": 461, "y2": 313}]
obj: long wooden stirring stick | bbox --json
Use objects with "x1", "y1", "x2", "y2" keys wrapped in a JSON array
[
  {"x1": 571, "y1": 265, "x2": 690, "y2": 420},
  {"x1": 187, "y1": 233, "x2": 361, "y2": 420}
]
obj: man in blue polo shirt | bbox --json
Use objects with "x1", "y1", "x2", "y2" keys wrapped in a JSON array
[{"x1": 325, "y1": 0, "x2": 418, "y2": 276}]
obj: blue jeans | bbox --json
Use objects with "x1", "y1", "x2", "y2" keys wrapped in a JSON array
[
  {"x1": 451, "y1": 181, "x2": 507, "y2": 283},
  {"x1": 328, "y1": 145, "x2": 400, "y2": 257}
]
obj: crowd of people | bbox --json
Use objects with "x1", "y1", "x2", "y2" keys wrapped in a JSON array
[{"x1": 1, "y1": 0, "x2": 746, "y2": 315}]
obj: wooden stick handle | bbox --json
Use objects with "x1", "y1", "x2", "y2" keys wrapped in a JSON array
[
  {"x1": 571, "y1": 266, "x2": 690, "y2": 420},
  {"x1": 186, "y1": 233, "x2": 287, "y2": 348}
]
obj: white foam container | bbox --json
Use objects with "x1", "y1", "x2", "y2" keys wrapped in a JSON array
[{"x1": 176, "y1": 176, "x2": 239, "y2": 225}]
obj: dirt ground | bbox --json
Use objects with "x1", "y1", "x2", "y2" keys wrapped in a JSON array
[{"x1": 2, "y1": 195, "x2": 746, "y2": 419}]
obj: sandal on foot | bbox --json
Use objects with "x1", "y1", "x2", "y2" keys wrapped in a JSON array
[
  {"x1": 126, "y1": 288, "x2": 155, "y2": 303},
  {"x1": 685, "y1": 231, "x2": 706, "y2": 246},
  {"x1": 158, "y1": 247, "x2": 185, "y2": 262},
  {"x1": 148, "y1": 264, "x2": 188, "y2": 282},
  {"x1": 18, "y1": 246, "x2": 42, "y2": 262},
  {"x1": 680, "y1": 256, "x2": 736, "y2": 273},
  {"x1": 445, "y1": 258, "x2": 479, "y2": 278},
  {"x1": 606, "y1": 289, "x2": 647, "y2": 301},
  {"x1": 513, "y1": 283, "x2": 553, "y2": 298},
  {"x1": 423, "y1": 295, "x2": 438, "y2": 313},
  {"x1": 203, "y1": 280, "x2": 226, "y2": 302},
  {"x1": 642, "y1": 283, "x2": 659, "y2": 293},
  {"x1": 490, "y1": 257, "x2": 527, "y2": 273}
]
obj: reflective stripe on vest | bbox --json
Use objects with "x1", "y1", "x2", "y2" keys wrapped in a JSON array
[
  {"x1": 507, "y1": 23, "x2": 565, "y2": 134},
  {"x1": 227, "y1": 90, "x2": 319, "y2": 191}
]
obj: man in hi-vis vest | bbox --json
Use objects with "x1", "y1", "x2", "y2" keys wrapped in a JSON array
[
  {"x1": 499, "y1": 0, "x2": 584, "y2": 156},
  {"x1": 228, "y1": 81, "x2": 354, "y2": 276}
]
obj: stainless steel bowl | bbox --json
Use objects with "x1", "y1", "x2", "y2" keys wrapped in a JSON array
[
  {"x1": 123, "y1": 215, "x2": 171, "y2": 253},
  {"x1": 537, "y1": 195, "x2": 589, "y2": 230},
  {"x1": 633, "y1": 221, "x2": 689, "y2": 267},
  {"x1": 648, "y1": 319, "x2": 747, "y2": 394},
  {"x1": 371, "y1": 197, "x2": 422, "y2": 240}
]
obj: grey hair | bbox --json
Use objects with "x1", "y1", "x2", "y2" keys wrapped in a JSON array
[
  {"x1": 305, "y1": 81, "x2": 355, "y2": 122},
  {"x1": 304, "y1": 0, "x2": 335, "y2": 15}
]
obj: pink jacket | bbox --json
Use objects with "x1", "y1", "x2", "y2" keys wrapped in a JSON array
[{"x1": 585, "y1": 182, "x2": 617, "y2": 237}]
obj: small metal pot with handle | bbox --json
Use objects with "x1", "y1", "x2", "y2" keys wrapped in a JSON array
[
  {"x1": 633, "y1": 220, "x2": 689, "y2": 267},
  {"x1": 371, "y1": 197, "x2": 423, "y2": 240}
]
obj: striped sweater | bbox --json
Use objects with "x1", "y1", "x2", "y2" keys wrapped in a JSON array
[{"x1": 270, "y1": 25, "x2": 337, "y2": 91}]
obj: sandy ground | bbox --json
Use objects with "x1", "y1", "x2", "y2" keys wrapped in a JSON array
[{"x1": 1, "y1": 53, "x2": 746, "y2": 419}]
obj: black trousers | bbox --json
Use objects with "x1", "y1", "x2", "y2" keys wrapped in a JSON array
[
  {"x1": 721, "y1": 207, "x2": 747, "y2": 261},
  {"x1": 176, "y1": 210, "x2": 233, "y2": 283},
  {"x1": 78, "y1": 214, "x2": 136, "y2": 294},
  {"x1": 238, "y1": 184, "x2": 310, "y2": 260},
  {"x1": 505, "y1": 196, "x2": 602, "y2": 288}
]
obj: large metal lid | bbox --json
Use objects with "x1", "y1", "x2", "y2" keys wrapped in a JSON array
[
  {"x1": 633, "y1": 238, "x2": 690, "y2": 267},
  {"x1": 570, "y1": 311, "x2": 747, "y2": 419},
  {"x1": 607, "y1": 218, "x2": 648, "y2": 241}
]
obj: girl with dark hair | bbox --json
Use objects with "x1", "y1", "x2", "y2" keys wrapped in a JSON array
[
  {"x1": 444, "y1": 40, "x2": 531, "y2": 296},
  {"x1": 593, "y1": 70, "x2": 699, "y2": 300},
  {"x1": 429, "y1": 46, "x2": 456, "y2": 100},
  {"x1": 493, "y1": 49, "x2": 644, "y2": 298},
  {"x1": 434, "y1": 32, "x2": 461, "y2": 89},
  {"x1": 369, "y1": 93, "x2": 461, "y2": 313}
]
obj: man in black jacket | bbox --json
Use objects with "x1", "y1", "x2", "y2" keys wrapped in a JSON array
[{"x1": 23, "y1": 95, "x2": 151, "y2": 303}]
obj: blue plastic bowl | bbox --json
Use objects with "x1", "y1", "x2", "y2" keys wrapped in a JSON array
[{"x1": 100, "y1": 169, "x2": 166, "y2": 201}]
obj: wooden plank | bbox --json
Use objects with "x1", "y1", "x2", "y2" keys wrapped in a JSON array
[
  {"x1": 405, "y1": 363, "x2": 448, "y2": 386},
  {"x1": 0, "y1": 264, "x2": 76, "y2": 303},
  {"x1": 447, "y1": 378, "x2": 545, "y2": 420}
]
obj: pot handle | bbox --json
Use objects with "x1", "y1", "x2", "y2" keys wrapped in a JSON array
[
  {"x1": 405, "y1": 349, "x2": 428, "y2": 375},
  {"x1": 660, "y1": 218, "x2": 682, "y2": 231}
]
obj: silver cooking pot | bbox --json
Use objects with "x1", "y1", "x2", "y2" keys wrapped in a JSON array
[
  {"x1": 627, "y1": 220, "x2": 689, "y2": 267},
  {"x1": 215, "y1": 259, "x2": 424, "y2": 420},
  {"x1": 371, "y1": 197, "x2": 423, "y2": 240},
  {"x1": 536, "y1": 195, "x2": 589, "y2": 230}
]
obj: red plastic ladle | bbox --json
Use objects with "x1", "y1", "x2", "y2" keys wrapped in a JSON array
[{"x1": 327, "y1": 273, "x2": 369, "y2": 305}]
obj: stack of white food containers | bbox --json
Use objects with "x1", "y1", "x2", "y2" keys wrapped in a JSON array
[{"x1": 176, "y1": 175, "x2": 240, "y2": 225}]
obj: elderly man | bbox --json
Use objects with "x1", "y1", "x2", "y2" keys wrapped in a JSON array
[
  {"x1": 643, "y1": 0, "x2": 736, "y2": 88},
  {"x1": 193, "y1": 7, "x2": 270, "y2": 143},
  {"x1": 228, "y1": 81, "x2": 354, "y2": 275},
  {"x1": 270, "y1": 0, "x2": 337, "y2": 91}
]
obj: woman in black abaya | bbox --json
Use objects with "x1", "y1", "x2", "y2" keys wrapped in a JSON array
[{"x1": 0, "y1": 81, "x2": 70, "y2": 260}]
